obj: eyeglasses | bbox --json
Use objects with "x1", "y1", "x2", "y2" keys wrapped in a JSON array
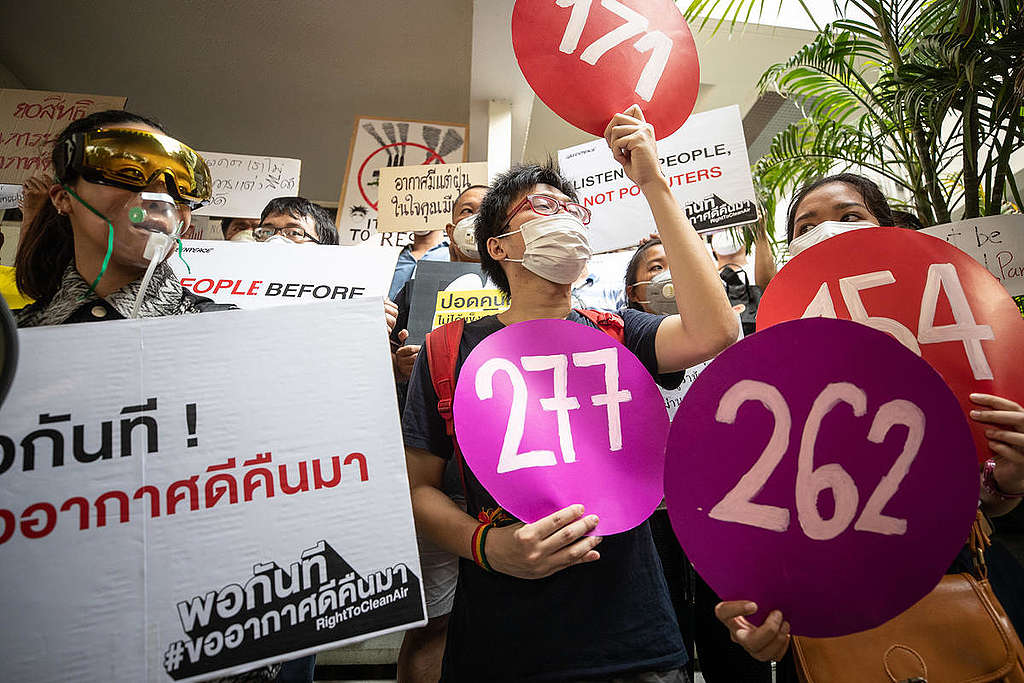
[
  {"x1": 503, "y1": 194, "x2": 591, "y2": 229},
  {"x1": 253, "y1": 225, "x2": 321, "y2": 244}
]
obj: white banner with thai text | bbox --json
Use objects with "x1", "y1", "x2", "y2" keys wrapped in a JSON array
[
  {"x1": 193, "y1": 152, "x2": 301, "y2": 219},
  {"x1": 0, "y1": 301, "x2": 426, "y2": 681}
]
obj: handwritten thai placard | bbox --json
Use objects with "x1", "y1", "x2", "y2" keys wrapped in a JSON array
[
  {"x1": 432, "y1": 288, "x2": 509, "y2": 328},
  {"x1": 922, "y1": 215, "x2": 1024, "y2": 318},
  {"x1": 170, "y1": 240, "x2": 400, "y2": 309},
  {"x1": 0, "y1": 301, "x2": 426, "y2": 681},
  {"x1": 558, "y1": 104, "x2": 757, "y2": 252},
  {"x1": 0, "y1": 88, "x2": 127, "y2": 185},
  {"x1": 336, "y1": 117, "x2": 469, "y2": 246},
  {"x1": 193, "y1": 152, "x2": 301, "y2": 219},
  {"x1": 377, "y1": 161, "x2": 488, "y2": 233}
]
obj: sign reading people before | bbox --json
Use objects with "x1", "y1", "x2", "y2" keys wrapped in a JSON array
[
  {"x1": 0, "y1": 88, "x2": 127, "y2": 185},
  {"x1": 512, "y1": 0, "x2": 699, "y2": 139},
  {"x1": 558, "y1": 105, "x2": 758, "y2": 252},
  {"x1": 757, "y1": 227, "x2": 1024, "y2": 464},
  {"x1": 336, "y1": 117, "x2": 469, "y2": 247},
  {"x1": 453, "y1": 319, "x2": 669, "y2": 534},
  {"x1": 169, "y1": 240, "x2": 400, "y2": 308},
  {"x1": 376, "y1": 161, "x2": 488, "y2": 233},
  {"x1": 0, "y1": 301, "x2": 426, "y2": 681},
  {"x1": 665, "y1": 318, "x2": 979, "y2": 638},
  {"x1": 193, "y1": 152, "x2": 301, "y2": 219},
  {"x1": 922, "y1": 215, "x2": 1024, "y2": 318}
]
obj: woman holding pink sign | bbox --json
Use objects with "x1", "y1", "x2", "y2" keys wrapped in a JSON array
[
  {"x1": 403, "y1": 105, "x2": 738, "y2": 682},
  {"x1": 713, "y1": 174, "x2": 1024, "y2": 678}
]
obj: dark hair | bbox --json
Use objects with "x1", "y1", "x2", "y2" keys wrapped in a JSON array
[
  {"x1": 452, "y1": 184, "x2": 489, "y2": 221},
  {"x1": 623, "y1": 238, "x2": 663, "y2": 311},
  {"x1": 260, "y1": 197, "x2": 338, "y2": 245},
  {"x1": 220, "y1": 217, "x2": 235, "y2": 238},
  {"x1": 15, "y1": 110, "x2": 166, "y2": 303},
  {"x1": 785, "y1": 173, "x2": 893, "y2": 244},
  {"x1": 891, "y1": 210, "x2": 925, "y2": 230},
  {"x1": 475, "y1": 163, "x2": 578, "y2": 296}
]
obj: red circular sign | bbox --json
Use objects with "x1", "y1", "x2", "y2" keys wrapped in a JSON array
[
  {"x1": 757, "y1": 227, "x2": 1024, "y2": 463},
  {"x1": 512, "y1": 0, "x2": 699, "y2": 139}
]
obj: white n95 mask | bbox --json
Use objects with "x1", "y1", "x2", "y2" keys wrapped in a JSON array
[
  {"x1": 789, "y1": 220, "x2": 877, "y2": 258},
  {"x1": 499, "y1": 214, "x2": 592, "y2": 285},
  {"x1": 452, "y1": 214, "x2": 479, "y2": 260}
]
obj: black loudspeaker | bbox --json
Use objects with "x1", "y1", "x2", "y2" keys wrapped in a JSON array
[{"x1": 0, "y1": 295, "x2": 18, "y2": 408}]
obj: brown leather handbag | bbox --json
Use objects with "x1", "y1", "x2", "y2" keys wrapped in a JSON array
[{"x1": 792, "y1": 512, "x2": 1024, "y2": 683}]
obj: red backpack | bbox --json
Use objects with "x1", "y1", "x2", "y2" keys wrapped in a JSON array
[{"x1": 424, "y1": 309, "x2": 625, "y2": 501}]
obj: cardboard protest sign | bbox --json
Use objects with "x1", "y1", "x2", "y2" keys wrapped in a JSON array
[
  {"x1": 0, "y1": 88, "x2": 127, "y2": 185},
  {"x1": 0, "y1": 183, "x2": 20, "y2": 211},
  {"x1": 193, "y1": 152, "x2": 301, "y2": 219},
  {"x1": 666, "y1": 318, "x2": 978, "y2": 637},
  {"x1": 512, "y1": 0, "x2": 699, "y2": 139},
  {"x1": 757, "y1": 227, "x2": 1024, "y2": 464},
  {"x1": 169, "y1": 240, "x2": 400, "y2": 309},
  {"x1": 922, "y1": 215, "x2": 1024, "y2": 318},
  {"x1": 454, "y1": 318, "x2": 670, "y2": 534},
  {"x1": 377, "y1": 162, "x2": 488, "y2": 233},
  {"x1": 558, "y1": 105, "x2": 757, "y2": 252},
  {"x1": 407, "y1": 261, "x2": 498, "y2": 344},
  {"x1": 336, "y1": 117, "x2": 469, "y2": 247},
  {"x1": 0, "y1": 301, "x2": 426, "y2": 681}
]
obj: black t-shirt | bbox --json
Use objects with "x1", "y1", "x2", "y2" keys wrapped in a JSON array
[{"x1": 402, "y1": 309, "x2": 687, "y2": 682}]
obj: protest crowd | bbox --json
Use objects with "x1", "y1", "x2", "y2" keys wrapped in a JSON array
[{"x1": 2, "y1": 2, "x2": 1024, "y2": 683}]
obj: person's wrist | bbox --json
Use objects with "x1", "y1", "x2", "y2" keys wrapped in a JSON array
[
  {"x1": 984, "y1": 458, "x2": 1024, "y2": 499},
  {"x1": 638, "y1": 174, "x2": 670, "y2": 194}
]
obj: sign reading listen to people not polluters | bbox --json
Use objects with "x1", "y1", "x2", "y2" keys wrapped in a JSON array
[
  {"x1": 168, "y1": 240, "x2": 400, "y2": 309},
  {"x1": 558, "y1": 105, "x2": 759, "y2": 252},
  {"x1": 757, "y1": 227, "x2": 1024, "y2": 464},
  {"x1": 922, "y1": 215, "x2": 1024, "y2": 318},
  {"x1": 666, "y1": 318, "x2": 979, "y2": 638},
  {"x1": 336, "y1": 117, "x2": 469, "y2": 247},
  {"x1": 0, "y1": 88, "x2": 129, "y2": 186},
  {"x1": 453, "y1": 319, "x2": 670, "y2": 534},
  {"x1": 193, "y1": 152, "x2": 301, "y2": 219},
  {"x1": 376, "y1": 162, "x2": 489, "y2": 233},
  {"x1": 512, "y1": 0, "x2": 699, "y2": 139},
  {"x1": 0, "y1": 301, "x2": 426, "y2": 681}
]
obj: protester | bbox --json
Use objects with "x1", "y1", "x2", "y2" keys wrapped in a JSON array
[
  {"x1": 221, "y1": 216, "x2": 260, "y2": 241},
  {"x1": 14, "y1": 111, "x2": 238, "y2": 328},
  {"x1": 715, "y1": 173, "x2": 1024, "y2": 678},
  {"x1": 254, "y1": 196, "x2": 339, "y2": 245},
  {"x1": 394, "y1": 184, "x2": 488, "y2": 683},
  {"x1": 403, "y1": 105, "x2": 737, "y2": 681},
  {"x1": 388, "y1": 228, "x2": 451, "y2": 300}
]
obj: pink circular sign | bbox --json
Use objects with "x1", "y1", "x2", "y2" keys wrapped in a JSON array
[
  {"x1": 512, "y1": 0, "x2": 700, "y2": 139},
  {"x1": 454, "y1": 318, "x2": 669, "y2": 534},
  {"x1": 665, "y1": 318, "x2": 979, "y2": 637}
]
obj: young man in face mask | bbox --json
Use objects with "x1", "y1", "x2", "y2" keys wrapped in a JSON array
[
  {"x1": 254, "y1": 196, "x2": 339, "y2": 246},
  {"x1": 401, "y1": 106, "x2": 738, "y2": 682}
]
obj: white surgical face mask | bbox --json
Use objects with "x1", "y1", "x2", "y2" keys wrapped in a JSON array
[
  {"x1": 789, "y1": 220, "x2": 877, "y2": 258},
  {"x1": 263, "y1": 234, "x2": 296, "y2": 246},
  {"x1": 413, "y1": 229, "x2": 434, "y2": 237},
  {"x1": 229, "y1": 229, "x2": 256, "y2": 242},
  {"x1": 452, "y1": 214, "x2": 479, "y2": 260},
  {"x1": 711, "y1": 231, "x2": 743, "y2": 257},
  {"x1": 499, "y1": 214, "x2": 591, "y2": 285},
  {"x1": 633, "y1": 270, "x2": 676, "y2": 315}
]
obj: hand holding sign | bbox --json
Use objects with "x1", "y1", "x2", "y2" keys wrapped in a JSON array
[
  {"x1": 666, "y1": 318, "x2": 978, "y2": 637},
  {"x1": 512, "y1": 0, "x2": 699, "y2": 138},
  {"x1": 453, "y1": 319, "x2": 669, "y2": 535},
  {"x1": 604, "y1": 105, "x2": 662, "y2": 187}
]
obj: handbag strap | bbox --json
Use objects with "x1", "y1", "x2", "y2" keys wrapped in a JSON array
[{"x1": 969, "y1": 508, "x2": 993, "y2": 580}]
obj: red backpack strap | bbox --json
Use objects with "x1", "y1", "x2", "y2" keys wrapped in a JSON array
[
  {"x1": 574, "y1": 308, "x2": 625, "y2": 343},
  {"x1": 424, "y1": 319, "x2": 471, "y2": 501}
]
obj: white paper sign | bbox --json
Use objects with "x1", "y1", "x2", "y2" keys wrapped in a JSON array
[
  {"x1": 0, "y1": 301, "x2": 426, "y2": 682},
  {"x1": 193, "y1": 152, "x2": 301, "y2": 219},
  {"x1": 0, "y1": 183, "x2": 21, "y2": 211},
  {"x1": 558, "y1": 105, "x2": 757, "y2": 252},
  {"x1": 336, "y1": 117, "x2": 468, "y2": 246},
  {"x1": 170, "y1": 241, "x2": 401, "y2": 308},
  {"x1": 922, "y1": 215, "x2": 1024, "y2": 316},
  {"x1": 377, "y1": 161, "x2": 488, "y2": 233}
]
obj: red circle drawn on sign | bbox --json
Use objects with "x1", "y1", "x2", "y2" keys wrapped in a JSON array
[
  {"x1": 357, "y1": 142, "x2": 446, "y2": 210},
  {"x1": 512, "y1": 0, "x2": 699, "y2": 139},
  {"x1": 757, "y1": 227, "x2": 1024, "y2": 464}
]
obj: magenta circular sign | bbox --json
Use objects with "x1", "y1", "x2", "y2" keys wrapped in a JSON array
[
  {"x1": 454, "y1": 318, "x2": 669, "y2": 534},
  {"x1": 665, "y1": 318, "x2": 978, "y2": 637}
]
